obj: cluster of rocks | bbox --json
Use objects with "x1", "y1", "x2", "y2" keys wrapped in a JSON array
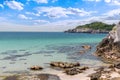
[
  {"x1": 89, "y1": 63, "x2": 120, "y2": 80},
  {"x1": 29, "y1": 62, "x2": 90, "y2": 76},
  {"x1": 50, "y1": 62, "x2": 89, "y2": 75},
  {"x1": 50, "y1": 62, "x2": 80, "y2": 68},
  {"x1": 64, "y1": 66, "x2": 89, "y2": 75}
]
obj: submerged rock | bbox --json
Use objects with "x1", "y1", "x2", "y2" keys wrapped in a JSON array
[
  {"x1": 95, "y1": 22, "x2": 120, "y2": 63},
  {"x1": 79, "y1": 50, "x2": 86, "y2": 54},
  {"x1": 50, "y1": 62, "x2": 80, "y2": 68},
  {"x1": 30, "y1": 65, "x2": 43, "y2": 70},
  {"x1": 82, "y1": 45, "x2": 91, "y2": 50}
]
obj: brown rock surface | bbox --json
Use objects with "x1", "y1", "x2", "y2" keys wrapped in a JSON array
[{"x1": 95, "y1": 22, "x2": 120, "y2": 63}]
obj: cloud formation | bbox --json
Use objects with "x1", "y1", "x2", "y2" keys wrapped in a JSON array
[
  {"x1": 35, "y1": 7, "x2": 95, "y2": 18},
  {"x1": 84, "y1": 0, "x2": 120, "y2": 5},
  {"x1": 27, "y1": 0, "x2": 48, "y2": 4},
  {"x1": 18, "y1": 14, "x2": 29, "y2": 20},
  {"x1": 0, "y1": 4, "x2": 4, "y2": 8},
  {"x1": 4, "y1": 1, "x2": 24, "y2": 10}
]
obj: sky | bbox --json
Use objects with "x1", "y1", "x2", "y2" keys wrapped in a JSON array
[{"x1": 0, "y1": 0, "x2": 120, "y2": 32}]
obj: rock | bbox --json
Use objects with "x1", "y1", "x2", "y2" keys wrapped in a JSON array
[
  {"x1": 89, "y1": 72, "x2": 101, "y2": 80},
  {"x1": 94, "y1": 67, "x2": 105, "y2": 72},
  {"x1": 82, "y1": 45, "x2": 91, "y2": 50},
  {"x1": 30, "y1": 65, "x2": 43, "y2": 70},
  {"x1": 50, "y1": 62, "x2": 80, "y2": 68},
  {"x1": 114, "y1": 63, "x2": 120, "y2": 69},
  {"x1": 95, "y1": 22, "x2": 120, "y2": 63},
  {"x1": 37, "y1": 74, "x2": 61, "y2": 80},
  {"x1": 108, "y1": 64, "x2": 114, "y2": 68},
  {"x1": 3, "y1": 75, "x2": 19, "y2": 80},
  {"x1": 64, "y1": 66, "x2": 89, "y2": 75},
  {"x1": 79, "y1": 66, "x2": 89, "y2": 70},
  {"x1": 111, "y1": 77, "x2": 120, "y2": 80},
  {"x1": 79, "y1": 50, "x2": 86, "y2": 54},
  {"x1": 64, "y1": 67, "x2": 83, "y2": 75},
  {"x1": 4, "y1": 74, "x2": 61, "y2": 80}
]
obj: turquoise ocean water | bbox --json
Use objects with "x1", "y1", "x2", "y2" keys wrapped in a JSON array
[{"x1": 0, "y1": 32, "x2": 107, "y2": 74}]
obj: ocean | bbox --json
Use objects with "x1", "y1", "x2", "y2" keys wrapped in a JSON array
[{"x1": 0, "y1": 32, "x2": 107, "y2": 74}]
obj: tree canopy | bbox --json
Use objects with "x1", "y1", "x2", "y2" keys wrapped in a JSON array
[{"x1": 76, "y1": 22, "x2": 115, "y2": 31}]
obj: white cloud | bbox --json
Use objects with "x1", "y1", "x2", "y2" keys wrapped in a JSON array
[
  {"x1": 103, "y1": 9, "x2": 120, "y2": 17},
  {"x1": 4, "y1": 1, "x2": 24, "y2": 10},
  {"x1": 34, "y1": 0, "x2": 48, "y2": 3},
  {"x1": 68, "y1": 7, "x2": 96, "y2": 16},
  {"x1": 18, "y1": 14, "x2": 29, "y2": 20},
  {"x1": 35, "y1": 7, "x2": 94, "y2": 18},
  {"x1": 36, "y1": 7, "x2": 69, "y2": 18},
  {"x1": 112, "y1": 0, "x2": 120, "y2": 5},
  {"x1": 33, "y1": 20, "x2": 49, "y2": 24},
  {"x1": 83, "y1": 0, "x2": 101, "y2": 2},
  {"x1": 25, "y1": 12, "x2": 40, "y2": 16},
  {"x1": 83, "y1": 0, "x2": 120, "y2": 5},
  {"x1": 28, "y1": 0, "x2": 48, "y2": 4},
  {"x1": 104, "y1": 0, "x2": 120, "y2": 5},
  {"x1": 100, "y1": 9, "x2": 120, "y2": 22},
  {"x1": 0, "y1": 4, "x2": 4, "y2": 8},
  {"x1": 104, "y1": 0, "x2": 111, "y2": 3}
]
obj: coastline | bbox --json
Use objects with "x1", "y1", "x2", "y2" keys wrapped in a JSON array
[
  {"x1": 64, "y1": 29, "x2": 109, "y2": 34},
  {"x1": 0, "y1": 32, "x2": 119, "y2": 80}
]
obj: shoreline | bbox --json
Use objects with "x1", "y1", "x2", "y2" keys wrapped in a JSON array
[{"x1": 0, "y1": 61, "x2": 114, "y2": 80}]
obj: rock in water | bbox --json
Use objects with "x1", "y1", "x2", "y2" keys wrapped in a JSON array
[
  {"x1": 82, "y1": 45, "x2": 91, "y2": 50},
  {"x1": 30, "y1": 65, "x2": 43, "y2": 70},
  {"x1": 50, "y1": 62, "x2": 80, "y2": 68},
  {"x1": 95, "y1": 22, "x2": 120, "y2": 63}
]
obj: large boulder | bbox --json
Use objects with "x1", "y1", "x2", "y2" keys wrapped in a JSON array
[{"x1": 95, "y1": 22, "x2": 120, "y2": 63}]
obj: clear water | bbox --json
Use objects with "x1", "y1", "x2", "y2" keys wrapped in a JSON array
[{"x1": 0, "y1": 32, "x2": 107, "y2": 74}]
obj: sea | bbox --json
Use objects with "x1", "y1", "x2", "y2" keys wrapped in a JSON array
[{"x1": 0, "y1": 32, "x2": 107, "y2": 74}]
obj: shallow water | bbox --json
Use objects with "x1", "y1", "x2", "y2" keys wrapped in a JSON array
[{"x1": 0, "y1": 32, "x2": 107, "y2": 74}]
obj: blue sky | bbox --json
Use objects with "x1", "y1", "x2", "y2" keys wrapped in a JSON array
[{"x1": 0, "y1": 0, "x2": 120, "y2": 32}]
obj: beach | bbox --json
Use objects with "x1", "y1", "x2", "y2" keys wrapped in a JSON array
[{"x1": 0, "y1": 32, "x2": 117, "y2": 80}]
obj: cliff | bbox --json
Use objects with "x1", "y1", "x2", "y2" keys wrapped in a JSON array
[
  {"x1": 95, "y1": 22, "x2": 120, "y2": 63},
  {"x1": 65, "y1": 22, "x2": 115, "y2": 33}
]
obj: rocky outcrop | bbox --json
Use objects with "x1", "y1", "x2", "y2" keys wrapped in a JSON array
[
  {"x1": 89, "y1": 64, "x2": 120, "y2": 80},
  {"x1": 95, "y1": 22, "x2": 120, "y2": 63},
  {"x1": 50, "y1": 62, "x2": 80, "y2": 68}
]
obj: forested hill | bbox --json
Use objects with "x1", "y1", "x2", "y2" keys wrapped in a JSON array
[{"x1": 65, "y1": 22, "x2": 115, "y2": 33}]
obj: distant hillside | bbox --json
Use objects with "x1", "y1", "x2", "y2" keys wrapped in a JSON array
[{"x1": 65, "y1": 22, "x2": 115, "y2": 33}]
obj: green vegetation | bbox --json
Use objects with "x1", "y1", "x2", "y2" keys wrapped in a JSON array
[{"x1": 76, "y1": 22, "x2": 115, "y2": 31}]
